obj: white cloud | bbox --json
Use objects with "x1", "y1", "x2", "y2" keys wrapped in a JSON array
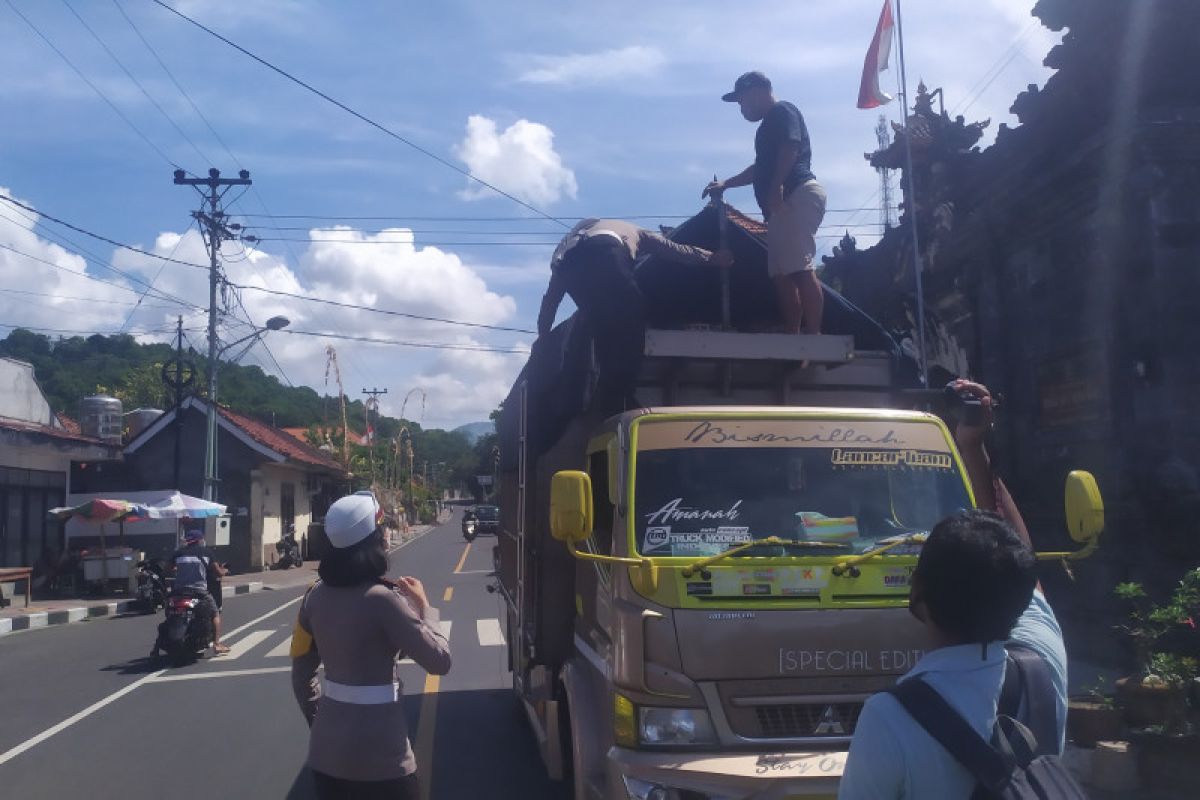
[
  {"x1": 454, "y1": 115, "x2": 578, "y2": 206},
  {"x1": 103, "y1": 220, "x2": 529, "y2": 427},
  {"x1": 0, "y1": 188, "x2": 141, "y2": 337},
  {"x1": 515, "y1": 45, "x2": 666, "y2": 86}
]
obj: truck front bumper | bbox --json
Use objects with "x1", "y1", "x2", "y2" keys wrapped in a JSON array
[{"x1": 606, "y1": 746, "x2": 845, "y2": 800}]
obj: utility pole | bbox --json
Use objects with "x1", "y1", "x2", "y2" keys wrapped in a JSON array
[
  {"x1": 362, "y1": 387, "x2": 387, "y2": 485},
  {"x1": 174, "y1": 168, "x2": 253, "y2": 501}
]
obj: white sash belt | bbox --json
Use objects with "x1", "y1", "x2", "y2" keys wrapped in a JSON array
[{"x1": 322, "y1": 678, "x2": 400, "y2": 705}]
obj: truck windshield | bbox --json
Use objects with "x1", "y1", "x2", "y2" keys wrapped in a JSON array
[{"x1": 632, "y1": 425, "x2": 971, "y2": 557}]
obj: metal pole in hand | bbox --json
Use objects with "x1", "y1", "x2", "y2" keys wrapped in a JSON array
[{"x1": 714, "y1": 175, "x2": 731, "y2": 330}]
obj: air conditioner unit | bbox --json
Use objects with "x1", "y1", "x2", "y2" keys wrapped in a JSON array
[{"x1": 205, "y1": 514, "x2": 231, "y2": 547}]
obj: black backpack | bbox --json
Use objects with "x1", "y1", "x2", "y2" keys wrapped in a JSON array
[{"x1": 886, "y1": 645, "x2": 1087, "y2": 800}]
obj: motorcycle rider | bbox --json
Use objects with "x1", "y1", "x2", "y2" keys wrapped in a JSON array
[{"x1": 171, "y1": 523, "x2": 229, "y2": 655}]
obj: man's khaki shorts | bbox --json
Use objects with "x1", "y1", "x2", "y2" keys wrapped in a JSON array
[{"x1": 767, "y1": 179, "x2": 827, "y2": 277}]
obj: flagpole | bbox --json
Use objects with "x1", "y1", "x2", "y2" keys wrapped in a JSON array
[{"x1": 892, "y1": 0, "x2": 930, "y2": 387}]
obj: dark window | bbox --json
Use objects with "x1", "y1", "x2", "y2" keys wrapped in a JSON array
[
  {"x1": 589, "y1": 450, "x2": 614, "y2": 555},
  {"x1": 281, "y1": 482, "x2": 296, "y2": 531}
]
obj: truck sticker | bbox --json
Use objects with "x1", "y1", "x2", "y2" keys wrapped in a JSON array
[
  {"x1": 742, "y1": 583, "x2": 772, "y2": 596},
  {"x1": 645, "y1": 498, "x2": 743, "y2": 526},
  {"x1": 777, "y1": 647, "x2": 925, "y2": 674},
  {"x1": 882, "y1": 567, "x2": 914, "y2": 588},
  {"x1": 710, "y1": 567, "x2": 826, "y2": 598},
  {"x1": 645, "y1": 530, "x2": 753, "y2": 554},
  {"x1": 636, "y1": 418, "x2": 955, "y2": 453},
  {"x1": 644, "y1": 526, "x2": 671, "y2": 550},
  {"x1": 685, "y1": 582, "x2": 713, "y2": 596},
  {"x1": 830, "y1": 448, "x2": 953, "y2": 469},
  {"x1": 684, "y1": 421, "x2": 904, "y2": 447}
]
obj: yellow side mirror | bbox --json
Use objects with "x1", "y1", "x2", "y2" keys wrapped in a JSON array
[
  {"x1": 550, "y1": 470, "x2": 593, "y2": 544},
  {"x1": 1064, "y1": 470, "x2": 1104, "y2": 544}
]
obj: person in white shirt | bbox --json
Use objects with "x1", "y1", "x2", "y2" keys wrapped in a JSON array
[{"x1": 838, "y1": 380, "x2": 1067, "y2": 799}]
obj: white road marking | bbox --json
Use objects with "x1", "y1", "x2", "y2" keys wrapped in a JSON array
[
  {"x1": 400, "y1": 620, "x2": 451, "y2": 665},
  {"x1": 149, "y1": 666, "x2": 291, "y2": 682},
  {"x1": 265, "y1": 637, "x2": 293, "y2": 658},
  {"x1": 222, "y1": 629, "x2": 273, "y2": 660},
  {"x1": 477, "y1": 618, "x2": 505, "y2": 647},
  {"x1": 0, "y1": 592, "x2": 305, "y2": 767},
  {"x1": 0, "y1": 668, "x2": 166, "y2": 766}
]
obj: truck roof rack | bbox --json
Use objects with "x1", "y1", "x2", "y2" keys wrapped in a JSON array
[{"x1": 639, "y1": 328, "x2": 896, "y2": 408}]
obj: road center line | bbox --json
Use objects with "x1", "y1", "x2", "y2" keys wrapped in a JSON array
[
  {"x1": 0, "y1": 591, "x2": 307, "y2": 767},
  {"x1": 442, "y1": 586, "x2": 453, "y2": 602},
  {"x1": 452, "y1": 542, "x2": 472, "y2": 574},
  {"x1": 414, "y1": 673, "x2": 441, "y2": 800}
]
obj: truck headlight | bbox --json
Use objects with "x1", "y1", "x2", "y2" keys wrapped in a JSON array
[
  {"x1": 622, "y1": 776, "x2": 734, "y2": 800},
  {"x1": 638, "y1": 706, "x2": 717, "y2": 746}
]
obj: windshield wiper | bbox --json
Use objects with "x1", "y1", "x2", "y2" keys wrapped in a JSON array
[
  {"x1": 679, "y1": 537, "x2": 847, "y2": 578},
  {"x1": 831, "y1": 534, "x2": 928, "y2": 578}
]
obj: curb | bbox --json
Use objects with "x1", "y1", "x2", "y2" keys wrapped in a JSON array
[{"x1": 0, "y1": 582, "x2": 268, "y2": 639}]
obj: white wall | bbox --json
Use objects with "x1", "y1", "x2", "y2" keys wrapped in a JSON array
[{"x1": 0, "y1": 358, "x2": 54, "y2": 425}]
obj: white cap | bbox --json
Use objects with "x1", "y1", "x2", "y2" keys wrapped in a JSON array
[{"x1": 325, "y1": 491, "x2": 383, "y2": 549}]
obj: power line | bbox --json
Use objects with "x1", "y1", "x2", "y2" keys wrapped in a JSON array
[
  {"x1": 279, "y1": 328, "x2": 529, "y2": 353},
  {"x1": 0, "y1": 237, "x2": 202, "y2": 312},
  {"x1": 229, "y1": 285, "x2": 294, "y2": 387},
  {"x1": 0, "y1": 285, "x2": 179, "y2": 309},
  {"x1": 228, "y1": 282, "x2": 536, "y2": 335},
  {"x1": 150, "y1": 0, "x2": 571, "y2": 229},
  {"x1": 60, "y1": 0, "x2": 213, "y2": 167},
  {"x1": 0, "y1": 321, "x2": 199, "y2": 337},
  {"x1": 235, "y1": 211, "x2": 884, "y2": 222},
  {"x1": 3, "y1": 0, "x2": 182, "y2": 170},
  {"x1": 0, "y1": 204, "x2": 202, "y2": 310},
  {"x1": 0, "y1": 194, "x2": 209, "y2": 270},
  {"x1": 112, "y1": 0, "x2": 378, "y2": 392}
]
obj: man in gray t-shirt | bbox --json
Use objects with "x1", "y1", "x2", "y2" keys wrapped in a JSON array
[{"x1": 170, "y1": 526, "x2": 229, "y2": 654}]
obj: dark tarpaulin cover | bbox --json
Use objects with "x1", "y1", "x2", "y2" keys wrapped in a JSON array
[{"x1": 499, "y1": 204, "x2": 912, "y2": 471}]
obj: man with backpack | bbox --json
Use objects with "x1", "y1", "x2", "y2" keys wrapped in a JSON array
[{"x1": 838, "y1": 380, "x2": 1083, "y2": 799}]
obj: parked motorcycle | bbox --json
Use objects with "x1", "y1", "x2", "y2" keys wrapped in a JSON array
[
  {"x1": 154, "y1": 593, "x2": 213, "y2": 666},
  {"x1": 134, "y1": 558, "x2": 169, "y2": 613},
  {"x1": 275, "y1": 527, "x2": 303, "y2": 569}
]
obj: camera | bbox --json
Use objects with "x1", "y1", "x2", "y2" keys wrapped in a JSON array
[{"x1": 943, "y1": 381, "x2": 989, "y2": 428}]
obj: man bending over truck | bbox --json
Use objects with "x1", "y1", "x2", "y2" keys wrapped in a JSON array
[
  {"x1": 838, "y1": 380, "x2": 1069, "y2": 799},
  {"x1": 537, "y1": 218, "x2": 732, "y2": 416}
]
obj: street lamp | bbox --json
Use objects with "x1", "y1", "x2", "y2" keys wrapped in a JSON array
[{"x1": 203, "y1": 315, "x2": 290, "y2": 500}]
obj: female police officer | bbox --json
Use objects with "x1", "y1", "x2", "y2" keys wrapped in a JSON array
[{"x1": 291, "y1": 491, "x2": 451, "y2": 799}]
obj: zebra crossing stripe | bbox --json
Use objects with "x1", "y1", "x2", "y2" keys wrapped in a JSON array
[
  {"x1": 476, "y1": 618, "x2": 505, "y2": 647},
  {"x1": 222, "y1": 630, "x2": 273, "y2": 660},
  {"x1": 265, "y1": 637, "x2": 293, "y2": 658}
]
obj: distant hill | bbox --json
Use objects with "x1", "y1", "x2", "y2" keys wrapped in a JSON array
[{"x1": 453, "y1": 420, "x2": 494, "y2": 444}]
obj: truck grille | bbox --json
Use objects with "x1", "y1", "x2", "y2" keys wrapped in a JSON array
[{"x1": 754, "y1": 702, "x2": 863, "y2": 738}]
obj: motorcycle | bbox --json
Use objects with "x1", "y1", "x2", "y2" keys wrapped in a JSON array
[
  {"x1": 154, "y1": 593, "x2": 213, "y2": 666},
  {"x1": 134, "y1": 558, "x2": 169, "y2": 613},
  {"x1": 275, "y1": 527, "x2": 303, "y2": 569},
  {"x1": 462, "y1": 516, "x2": 477, "y2": 542}
]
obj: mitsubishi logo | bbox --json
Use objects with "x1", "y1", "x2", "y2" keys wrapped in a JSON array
[{"x1": 813, "y1": 705, "x2": 845, "y2": 735}]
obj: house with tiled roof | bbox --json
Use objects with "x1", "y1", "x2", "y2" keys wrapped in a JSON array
[
  {"x1": 0, "y1": 357, "x2": 123, "y2": 570},
  {"x1": 72, "y1": 396, "x2": 348, "y2": 571}
]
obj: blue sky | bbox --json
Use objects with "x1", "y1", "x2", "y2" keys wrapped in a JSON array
[{"x1": 0, "y1": 0, "x2": 1059, "y2": 427}]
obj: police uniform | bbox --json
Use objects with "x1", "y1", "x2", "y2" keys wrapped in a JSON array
[{"x1": 290, "y1": 492, "x2": 451, "y2": 798}]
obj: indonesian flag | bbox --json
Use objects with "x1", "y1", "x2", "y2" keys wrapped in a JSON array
[
  {"x1": 365, "y1": 424, "x2": 375, "y2": 443},
  {"x1": 857, "y1": 0, "x2": 895, "y2": 109}
]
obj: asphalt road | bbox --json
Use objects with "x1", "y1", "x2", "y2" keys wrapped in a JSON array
[{"x1": 0, "y1": 511, "x2": 568, "y2": 799}]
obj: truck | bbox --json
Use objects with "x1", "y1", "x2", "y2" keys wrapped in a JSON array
[{"x1": 494, "y1": 203, "x2": 1104, "y2": 799}]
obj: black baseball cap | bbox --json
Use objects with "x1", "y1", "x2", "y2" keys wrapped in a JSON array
[{"x1": 722, "y1": 71, "x2": 772, "y2": 102}]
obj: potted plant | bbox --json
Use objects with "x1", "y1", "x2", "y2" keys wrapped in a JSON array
[
  {"x1": 1067, "y1": 684, "x2": 1123, "y2": 747},
  {"x1": 1112, "y1": 569, "x2": 1200, "y2": 730}
]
